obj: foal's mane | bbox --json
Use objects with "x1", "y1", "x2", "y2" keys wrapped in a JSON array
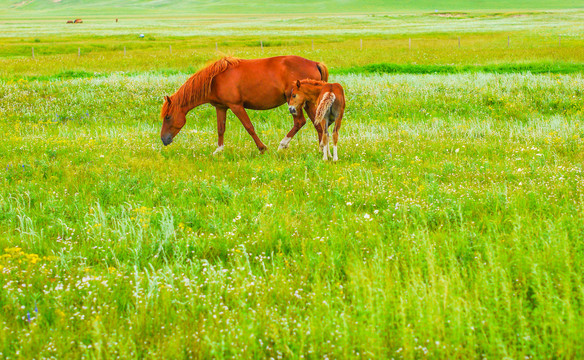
[
  {"x1": 299, "y1": 79, "x2": 326, "y2": 87},
  {"x1": 173, "y1": 57, "x2": 242, "y2": 106}
]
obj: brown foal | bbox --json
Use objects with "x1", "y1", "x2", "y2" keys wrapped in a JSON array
[{"x1": 288, "y1": 79, "x2": 345, "y2": 161}]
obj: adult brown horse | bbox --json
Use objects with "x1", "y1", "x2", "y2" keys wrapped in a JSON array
[{"x1": 160, "y1": 56, "x2": 328, "y2": 154}]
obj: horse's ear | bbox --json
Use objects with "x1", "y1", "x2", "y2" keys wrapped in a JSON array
[
  {"x1": 164, "y1": 96, "x2": 172, "y2": 105},
  {"x1": 295, "y1": 80, "x2": 301, "y2": 88}
]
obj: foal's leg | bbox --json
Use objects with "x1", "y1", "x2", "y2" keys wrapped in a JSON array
[
  {"x1": 321, "y1": 119, "x2": 329, "y2": 161},
  {"x1": 213, "y1": 106, "x2": 227, "y2": 155},
  {"x1": 332, "y1": 116, "x2": 342, "y2": 161},
  {"x1": 279, "y1": 112, "x2": 307, "y2": 150},
  {"x1": 305, "y1": 102, "x2": 324, "y2": 148},
  {"x1": 229, "y1": 105, "x2": 268, "y2": 153}
]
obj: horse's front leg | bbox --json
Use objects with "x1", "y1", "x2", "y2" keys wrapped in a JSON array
[
  {"x1": 229, "y1": 104, "x2": 268, "y2": 153},
  {"x1": 304, "y1": 102, "x2": 324, "y2": 149},
  {"x1": 213, "y1": 106, "x2": 227, "y2": 155},
  {"x1": 278, "y1": 112, "x2": 307, "y2": 150}
]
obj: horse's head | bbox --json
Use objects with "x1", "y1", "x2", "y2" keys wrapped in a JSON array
[
  {"x1": 160, "y1": 95, "x2": 186, "y2": 146},
  {"x1": 288, "y1": 80, "x2": 307, "y2": 116}
]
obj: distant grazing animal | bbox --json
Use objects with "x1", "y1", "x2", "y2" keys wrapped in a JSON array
[
  {"x1": 74, "y1": 19, "x2": 83, "y2": 23},
  {"x1": 288, "y1": 79, "x2": 345, "y2": 161},
  {"x1": 66, "y1": 20, "x2": 74, "y2": 23},
  {"x1": 160, "y1": 56, "x2": 329, "y2": 154}
]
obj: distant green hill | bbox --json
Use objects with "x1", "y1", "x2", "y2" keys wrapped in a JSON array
[{"x1": 1, "y1": 0, "x2": 583, "y2": 17}]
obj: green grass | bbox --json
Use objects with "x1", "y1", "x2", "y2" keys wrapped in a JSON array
[
  {"x1": 338, "y1": 61, "x2": 584, "y2": 74},
  {"x1": 2, "y1": 6, "x2": 584, "y2": 359},
  {"x1": 1, "y1": 0, "x2": 583, "y2": 17},
  {"x1": 1, "y1": 72, "x2": 584, "y2": 358}
]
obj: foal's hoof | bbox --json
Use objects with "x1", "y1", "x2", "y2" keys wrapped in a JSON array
[{"x1": 258, "y1": 146, "x2": 268, "y2": 154}]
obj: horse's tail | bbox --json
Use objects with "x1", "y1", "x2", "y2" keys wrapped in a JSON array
[
  {"x1": 316, "y1": 62, "x2": 329, "y2": 82},
  {"x1": 316, "y1": 92, "x2": 336, "y2": 129}
]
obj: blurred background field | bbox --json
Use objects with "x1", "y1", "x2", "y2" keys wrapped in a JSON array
[{"x1": 1, "y1": 5, "x2": 584, "y2": 78}]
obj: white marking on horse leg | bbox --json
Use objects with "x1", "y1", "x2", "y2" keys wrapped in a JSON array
[
  {"x1": 213, "y1": 145, "x2": 224, "y2": 155},
  {"x1": 322, "y1": 143, "x2": 328, "y2": 161},
  {"x1": 333, "y1": 145, "x2": 338, "y2": 161},
  {"x1": 278, "y1": 136, "x2": 292, "y2": 150}
]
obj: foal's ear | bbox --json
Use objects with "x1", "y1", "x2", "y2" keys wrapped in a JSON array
[
  {"x1": 164, "y1": 95, "x2": 172, "y2": 105},
  {"x1": 295, "y1": 80, "x2": 301, "y2": 88}
]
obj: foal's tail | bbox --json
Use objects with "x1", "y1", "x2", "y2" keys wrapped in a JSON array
[
  {"x1": 316, "y1": 62, "x2": 329, "y2": 82},
  {"x1": 316, "y1": 92, "x2": 336, "y2": 127}
]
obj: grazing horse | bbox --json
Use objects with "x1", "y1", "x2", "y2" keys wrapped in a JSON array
[
  {"x1": 160, "y1": 56, "x2": 329, "y2": 154},
  {"x1": 288, "y1": 79, "x2": 345, "y2": 161}
]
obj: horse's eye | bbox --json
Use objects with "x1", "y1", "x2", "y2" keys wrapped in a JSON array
[
  {"x1": 292, "y1": 94, "x2": 296, "y2": 98},
  {"x1": 164, "y1": 115, "x2": 171, "y2": 121}
]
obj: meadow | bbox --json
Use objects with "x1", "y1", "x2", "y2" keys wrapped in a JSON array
[{"x1": 1, "y1": 5, "x2": 584, "y2": 360}]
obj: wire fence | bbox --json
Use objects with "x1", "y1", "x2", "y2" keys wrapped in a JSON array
[{"x1": 24, "y1": 34, "x2": 569, "y2": 59}]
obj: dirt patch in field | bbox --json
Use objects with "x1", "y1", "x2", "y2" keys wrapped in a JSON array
[
  {"x1": 431, "y1": 11, "x2": 544, "y2": 19},
  {"x1": 13, "y1": 0, "x2": 33, "y2": 7},
  {"x1": 432, "y1": 12, "x2": 468, "y2": 18}
]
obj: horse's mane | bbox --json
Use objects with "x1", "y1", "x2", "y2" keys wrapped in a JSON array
[{"x1": 173, "y1": 57, "x2": 242, "y2": 106}]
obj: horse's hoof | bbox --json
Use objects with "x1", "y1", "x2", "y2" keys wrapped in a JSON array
[
  {"x1": 259, "y1": 146, "x2": 268, "y2": 154},
  {"x1": 278, "y1": 137, "x2": 292, "y2": 150}
]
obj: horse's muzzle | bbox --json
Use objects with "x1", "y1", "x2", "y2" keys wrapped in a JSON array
[
  {"x1": 288, "y1": 106, "x2": 297, "y2": 115},
  {"x1": 161, "y1": 133, "x2": 173, "y2": 146}
]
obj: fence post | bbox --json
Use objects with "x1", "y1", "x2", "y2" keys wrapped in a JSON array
[
  {"x1": 215, "y1": 42, "x2": 218, "y2": 51},
  {"x1": 169, "y1": 45, "x2": 172, "y2": 54},
  {"x1": 32, "y1": 47, "x2": 35, "y2": 59},
  {"x1": 78, "y1": 48, "x2": 81, "y2": 57},
  {"x1": 458, "y1": 36, "x2": 461, "y2": 48},
  {"x1": 409, "y1": 38, "x2": 411, "y2": 50},
  {"x1": 123, "y1": 46, "x2": 126, "y2": 56},
  {"x1": 507, "y1": 35, "x2": 510, "y2": 47},
  {"x1": 360, "y1": 39, "x2": 363, "y2": 50}
]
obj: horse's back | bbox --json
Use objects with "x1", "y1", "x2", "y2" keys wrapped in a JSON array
[
  {"x1": 211, "y1": 56, "x2": 323, "y2": 110},
  {"x1": 239, "y1": 56, "x2": 322, "y2": 81}
]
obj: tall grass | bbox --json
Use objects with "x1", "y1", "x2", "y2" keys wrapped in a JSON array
[{"x1": 1, "y1": 73, "x2": 583, "y2": 358}]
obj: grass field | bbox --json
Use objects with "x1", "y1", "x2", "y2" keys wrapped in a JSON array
[{"x1": 1, "y1": 3, "x2": 584, "y2": 359}]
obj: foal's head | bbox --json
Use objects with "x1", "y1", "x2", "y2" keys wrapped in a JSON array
[
  {"x1": 160, "y1": 95, "x2": 186, "y2": 146},
  {"x1": 287, "y1": 80, "x2": 309, "y2": 116}
]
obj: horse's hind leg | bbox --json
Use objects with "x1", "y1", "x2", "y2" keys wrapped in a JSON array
[
  {"x1": 213, "y1": 106, "x2": 227, "y2": 155},
  {"x1": 229, "y1": 104, "x2": 268, "y2": 153}
]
